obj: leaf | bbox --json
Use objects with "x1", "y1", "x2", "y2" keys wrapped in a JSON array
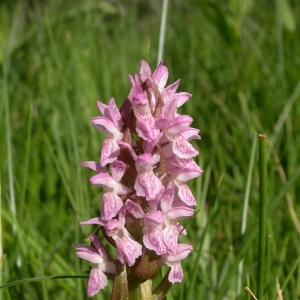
[
  {"x1": 151, "y1": 270, "x2": 172, "y2": 300},
  {"x1": 281, "y1": 0, "x2": 296, "y2": 32},
  {"x1": 0, "y1": 275, "x2": 88, "y2": 290}
]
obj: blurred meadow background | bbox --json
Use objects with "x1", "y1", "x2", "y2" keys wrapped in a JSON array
[{"x1": 1, "y1": 0, "x2": 300, "y2": 299}]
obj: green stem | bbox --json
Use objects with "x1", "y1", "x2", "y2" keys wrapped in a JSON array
[
  {"x1": 128, "y1": 279, "x2": 152, "y2": 300},
  {"x1": 128, "y1": 280, "x2": 142, "y2": 300},
  {"x1": 111, "y1": 261, "x2": 129, "y2": 300},
  {"x1": 257, "y1": 134, "x2": 268, "y2": 300},
  {"x1": 157, "y1": 0, "x2": 169, "y2": 64}
]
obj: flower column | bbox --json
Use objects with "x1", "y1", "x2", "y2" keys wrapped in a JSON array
[{"x1": 74, "y1": 60, "x2": 202, "y2": 299}]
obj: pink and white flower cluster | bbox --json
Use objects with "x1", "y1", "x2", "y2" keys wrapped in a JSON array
[{"x1": 74, "y1": 60, "x2": 202, "y2": 298}]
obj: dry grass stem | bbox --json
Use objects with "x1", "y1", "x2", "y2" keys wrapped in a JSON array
[{"x1": 245, "y1": 287, "x2": 258, "y2": 300}]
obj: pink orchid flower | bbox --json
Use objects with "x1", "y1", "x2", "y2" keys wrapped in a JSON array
[
  {"x1": 166, "y1": 156, "x2": 202, "y2": 206},
  {"x1": 143, "y1": 210, "x2": 167, "y2": 255},
  {"x1": 91, "y1": 98, "x2": 123, "y2": 166},
  {"x1": 159, "y1": 243, "x2": 193, "y2": 284},
  {"x1": 120, "y1": 142, "x2": 164, "y2": 201},
  {"x1": 106, "y1": 218, "x2": 142, "y2": 267},
  {"x1": 90, "y1": 160, "x2": 131, "y2": 220},
  {"x1": 129, "y1": 74, "x2": 160, "y2": 142},
  {"x1": 74, "y1": 234, "x2": 115, "y2": 297}
]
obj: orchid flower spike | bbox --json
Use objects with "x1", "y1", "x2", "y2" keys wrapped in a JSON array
[{"x1": 74, "y1": 60, "x2": 202, "y2": 299}]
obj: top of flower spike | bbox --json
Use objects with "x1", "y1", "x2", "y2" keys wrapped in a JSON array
[{"x1": 140, "y1": 60, "x2": 168, "y2": 91}]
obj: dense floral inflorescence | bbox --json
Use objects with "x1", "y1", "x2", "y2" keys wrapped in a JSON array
[{"x1": 74, "y1": 60, "x2": 202, "y2": 298}]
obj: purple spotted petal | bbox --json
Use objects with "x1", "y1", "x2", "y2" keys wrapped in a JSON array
[
  {"x1": 167, "y1": 262, "x2": 183, "y2": 284},
  {"x1": 163, "y1": 224, "x2": 179, "y2": 255},
  {"x1": 161, "y1": 79, "x2": 180, "y2": 104},
  {"x1": 76, "y1": 250, "x2": 103, "y2": 264},
  {"x1": 177, "y1": 183, "x2": 197, "y2": 206},
  {"x1": 108, "y1": 98, "x2": 123, "y2": 129},
  {"x1": 135, "y1": 170, "x2": 164, "y2": 200},
  {"x1": 176, "y1": 92, "x2": 192, "y2": 107},
  {"x1": 100, "y1": 138, "x2": 121, "y2": 166},
  {"x1": 111, "y1": 160, "x2": 126, "y2": 182},
  {"x1": 143, "y1": 225, "x2": 166, "y2": 255},
  {"x1": 106, "y1": 219, "x2": 142, "y2": 266},
  {"x1": 136, "y1": 113, "x2": 159, "y2": 142},
  {"x1": 144, "y1": 210, "x2": 164, "y2": 226},
  {"x1": 160, "y1": 182, "x2": 175, "y2": 213},
  {"x1": 162, "y1": 98, "x2": 179, "y2": 119},
  {"x1": 87, "y1": 267, "x2": 107, "y2": 297},
  {"x1": 180, "y1": 127, "x2": 201, "y2": 141},
  {"x1": 172, "y1": 135, "x2": 199, "y2": 159},
  {"x1": 167, "y1": 244, "x2": 193, "y2": 263},
  {"x1": 115, "y1": 235, "x2": 142, "y2": 266},
  {"x1": 97, "y1": 98, "x2": 122, "y2": 130},
  {"x1": 90, "y1": 173, "x2": 116, "y2": 189},
  {"x1": 88, "y1": 234, "x2": 108, "y2": 259},
  {"x1": 152, "y1": 62, "x2": 168, "y2": 91},
  {"x1": 167, "y1": 206, "x2": 194, "y2": 220},
  {"x1": 91, "y1": 117, "x2": 119, "y2": 136},
  {"x1": 140, "y1": 60, "x2": 152, "y2": 81},
  {"x1": 124, "y1": 199, "x2": 145, "y2": 219},
  {"x1": 80, "y1": 217, "x2": 106, "y2": 226},
  {"x1": 166, "y1": 115, "x2": 193, "y2": 137},
  {"x1": 101, "y1": 191, "x2": 124, "y2": 220},
  {"x1": 81, "y1": 161, "x2": 108, "y2": 173}
]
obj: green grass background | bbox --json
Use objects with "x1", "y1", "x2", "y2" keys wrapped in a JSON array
[{"x1": 1, "y1": 0, "x2": 300, "y2": 299}]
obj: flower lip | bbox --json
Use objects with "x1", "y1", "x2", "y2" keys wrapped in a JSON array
[{"x1": 164, "y1": 243, "x2": 193, "y2": 263}]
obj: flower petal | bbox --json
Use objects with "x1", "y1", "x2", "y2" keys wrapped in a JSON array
[
  {"x1": 140, "y1": 60, "x2": 152, "y2": 81},
  {"x1": 180, "y1": 128, "x2": 201, "y2": 141},
  {"x1": 116, "y1": 236, "x2": 142, "y2": 266},
  {"x1": 100, "y1": 138, "x2": 120, "y2": 166},
  {"x1": 167, "y1": 206, "x2": 194, "y2": 220},
  {"x1": 101, "y1": 191, "x2": 124, "y2": 220},
  {"x1": 111, "y1": 160, "x2": 126, "y2": 182},
  {"x1": 167, "y1": 262, "x2": 183, "y2": 284},
  {"x1": 76, "y1": 251, "x2": 103, "y2": 264},
  {"x1": 176, "y1": 92, "x2": 191, "y2": 107},
  {"x1": 124, "y1": 199, "x2": 145, "y2": 219},
  {"x1": 135, "y1": 170, "x2": 164, "y2": 200},
  {"x1": 172, "y1": 135, "x2": 199, "y2": 159},
  {"x1": 166, "y1": 115, "x2": 193, "y2": 137},
  {"x1": 152, "y1": 63, "x2": 168, "y2": 91},
  {"x1": 80, "y1": 217, "x2": 107, "y2": 226},
  {"x1": 177, "y1": 183, "x2": 197, "y2": 206},
  {"x1": 161, "y1": 79, "x2": 180, "y2": 104},
  {"x1": 81, "y1": 161, "x2": 107, "y2": 173},
  {"x1": 108, "y1": 98, "x2": 123, "y2": 129},
  {"x1": 136, "y1": 113, "x2": 159, "y2": 142},
  {"x1": 88, "y1": 234, "x2": 108, "y2": 259},
  {"x1": 91, "y1": 117, "x2": 118, "y2": 135},
  {"x1": 90, "y1": 173, "x2": 116, "y2": 189},
  {"x1": 163, "y1": 224, "x2": 179, "y2": 255},
  {"x1": 144, "y1": 210, "x2": 164, "y2": 226},
  {"x1": 143, "y1": 225, "x2": 166, "y2": 255},
  {"x1": 166, "y1": 244, "x2": 193, "y2": 263},
  {"x1": 162, "y1": 98, "x2": 179, "y2": 119},
  {"x1": 87, "y1": 267, "x2": 107, "y2": 297},
  {"x1": 160, "y1": 182, "x2": 175, "y2": 214}
]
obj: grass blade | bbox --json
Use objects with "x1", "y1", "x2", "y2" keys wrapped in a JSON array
[{"x1": 257, "y1": 134, "x2": 268, "y2": 299}]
